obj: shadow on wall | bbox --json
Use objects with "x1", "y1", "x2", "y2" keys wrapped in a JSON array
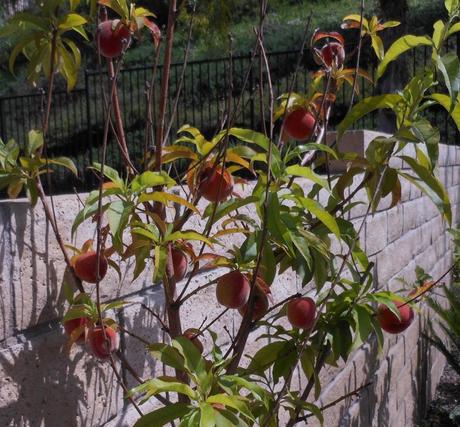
[{"x1": 0, "y1": 197, "x2": 170, "y2": 426}]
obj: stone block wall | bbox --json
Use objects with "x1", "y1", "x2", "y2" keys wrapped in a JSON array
[{"x1": 0, "y1": 131, "x2": 459, "y2": 427}]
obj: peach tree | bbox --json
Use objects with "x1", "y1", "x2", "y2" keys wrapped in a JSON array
[{"x1": 0, "y1": 0, "x2": 459, "y2": 425}]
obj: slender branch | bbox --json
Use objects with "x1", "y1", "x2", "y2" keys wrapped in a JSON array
[
  {"x1": 348, "y1": 0, "x2": 366, "y2": 111},
  {"x1": 154, "y1": 0, "x2": 178, "y2": 172},
  {"x1": 297, "y1": 382, "x2": 373, "y2": 422},
  {"x1": 109, "y1": 357, "x2": 144, "y2": 417}
]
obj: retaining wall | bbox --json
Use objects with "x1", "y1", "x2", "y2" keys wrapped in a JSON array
[{"x1": 0, "y1": 131, "x2": 459, "y2": 427}]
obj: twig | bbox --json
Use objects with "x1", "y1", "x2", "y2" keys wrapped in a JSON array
[{"x1": 297, "y1": 381, "x2": 373, "y2": 422}]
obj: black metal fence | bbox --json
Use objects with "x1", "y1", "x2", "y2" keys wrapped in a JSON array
[{"x1": 0, "y1": 42, "x2": 458, "y2": 194}]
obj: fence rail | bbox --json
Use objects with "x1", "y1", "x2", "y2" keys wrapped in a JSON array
[{"x1": 0, "y1": 42, "x2": 458, "y2": 194}]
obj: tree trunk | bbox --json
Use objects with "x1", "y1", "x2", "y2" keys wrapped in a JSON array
[{"x1": 377, "y1": 0, "x2": 409, "y2": 133}]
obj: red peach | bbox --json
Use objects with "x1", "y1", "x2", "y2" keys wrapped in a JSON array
[
  {"x1": 74, "y1": 251, "x2": 108, "y2": 284},
  {"x1": 284, "y1": 109, "x2": 316, "y2": 141},
  {"x1": 88, "y1": 325, "x2": 120, "y2": 359},
  {"x1": 190, "y1": 163, "x2": 234, "y2": 203},
  {"x1": 171, "y1": 248, "x2": 188, "y2": 282},
  {"x1": 287, "y1": 297, "x2": 316, "y2": 329},
  {"x1": 64, "y1": 317, "x2": 89, "y2": 343},
  {"x1": 238, "y1": 286, "x2": 269, "y2": 321},
  {"x1": 377, "y1": 301, "x2": 414, "y2": 334},
  {"x1": 216, "y1": 271, "x2": 250, "y2": 309},
  {"x1": 183, "y1": 328, "x2": 204, "y2": 354},
  {"x1": 97, "y1": 19, "x2": 131, "y2": 58}
]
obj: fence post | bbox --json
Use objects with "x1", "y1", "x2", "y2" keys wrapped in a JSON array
[{"x1": 84, "y1": 69, "x2": 94, "y2": 188}]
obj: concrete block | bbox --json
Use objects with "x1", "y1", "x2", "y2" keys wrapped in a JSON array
[
  {"x1": 365, "y1": 212, "x2": 388, "y2": 255},
  {"x1": 387, "y1": 205, "x2": 403, "y2": 244},
  {"x1": 0, "y1": 325, "x2": 123, "y2": 427}
]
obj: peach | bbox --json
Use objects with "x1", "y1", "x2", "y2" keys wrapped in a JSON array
[
  {"x1": 287, "y1": 297, "x2": 316, "y2": 329},
  {"x1": 97, "y1": 19, "x2": 131, "y2": 58},
  {"x1": 64, "y1": 317, "x2": 89, "y2": 343},
  {"x1": 377, "y1": 301, "x2": 414, "y2": 334},
  {"x1": 189, "y1": 163, "x2": 234, "y2": 203},
  {"x1": 74, "y1": 251, "x2": 108, "y2": 284},
  {"x1": 171, "y1": 248, "x2": 188, "y2": 282},
  {"x1": 238, "y1": 286, "x2": 269, "y2": 321},
  {"x1": 88, "y1": 325, "x2": 120, "y2": 359},
  {"x1": 216, "y1": 271, "x2": 250, "y2": 309},
  {"x1": 284, "y1": 109, "x2": 316, "y2": 141},
  {"x1": 183, "y1": 328, "x2": 204, "y2": 354}
]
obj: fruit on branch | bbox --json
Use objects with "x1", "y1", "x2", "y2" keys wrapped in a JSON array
[
  {"x1": 189, "y1": 162, "x2": 234, "y2": 203},
  {"x1": 377, "y1": 301, "x2": 414, "y2": 334},
  {"x1": 287, "y1": 297, "x2": 317, "y2": 329},
  {"x1": 183, "y1": 328, "x2": 204, "y2": 354},
  {"x1": 238, "y1": 279, "x2": 270, "y2": 321},
  {"x1": 171, "y1": 248, "x2": 188, "y2": 282},
  {"x1": 216, "y1": 270, "x2": 250, "y2": 309},
  {"x1": 64, "y1": 317, "x2": 89, "y2": 344},
  {"x1": 97, "y1": 20, "x2": 132, "y2": 58},
  {"x1": 284, "y1": 108, "x2": 317, "y2": 141},
  {"x1": 319, "y1": 42, "x2": 345, "y2": 68},
  {"x1": 88, "y1": 325, "x2": 120, "y2": 359},
  {"x1": 74, "y1": 251, "x2": 108, "y2": 284}
]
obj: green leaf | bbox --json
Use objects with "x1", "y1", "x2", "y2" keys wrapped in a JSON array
[
  {"x1": 59, "y1": 42, "x2": 78, "y2": 91},
  {"x1": 437, "y1": 52, "x2": 460, "y2": 103},
  {"x1": 203, "y1": 196, "x2": 259, "y2": 222},
  {"x1": 447, "y1": 21, "x2": 460, "y2": 37},
  {"x1": 399, "y1": 156, "x2": 452, "y2": 224},
  {"x1": 445, "y1": 0, "x2": 460, "y2": 14},
  {"x1": 432, "y1": 20, "x2": 446, "y2": 52},
  {"x1": 285, "y1": 165, "x2": 330, "y2": 191},
  {"x1": 58, "y1": 13, "x2": 87, "y2": 30},
  {"x1": 297, "y1": 401, "x2": 324, "y2": 425},
  {"x1": 140, "y1": 192, "x2": 200, "y2": 216},
  {"x1": 172, "y1": 336, "x2": 207, "y2": 380},
  {"x1": 153, "y1": 245, "x2": 167, "y2": 283},
  {"x1": 206, "y1": 395, "x2": 254, "y2": 421},
  {"x1": 131, "y1": 171, "x2": 176, "y2": 192},
  {"x1": 26, "y1": 130, "x2": 44, "y2": 156},
  {"x1": 431, "y1": 93, "x2": 460, "y2": 131},
  {"x1": 411, "y1": 120, "x2": 440, "y2": 169},
  {"x1": 337, "y1": 95, "x2": 403, "y2": 138},
  {"x1": 165, "y1": 230, "x2": 214, "y2": 247},
  {"x1": 7, "y1": 179, "x2": 23, "y2": 199},
  {"x1": 228, "y1": 128, "x2": 269, "y2": 151},
  {"x1": 148, "y1": 343, "x2": 185, "y2": 370},
  {"x1": 297, "y1": 197, "x2": 340, "y2": 238},
  {"x1": 107, "y1": 200, "x2": 133, "y2": 250},
  {"x1": 371, "y1": 34, "x2": 385, "y2": 60},
  {"x1": 91, "y1": 163, "x2": 124, "y2": 187},
  {"x1": 133, "y1": 403, "x2": 192, "y2": 427},
  {"x1": 48, "y1": 157, "x2": 78, "y2": 176},
  {"x1": 352, "y1": 304, "x2": 374, "y2": 350},
  {"x1": 200, "y1": 403, "x2": 216, "y2": 427},
  {"x1": 376, "y1": 35, "x2": 433, "y2": 80},
  {"x1": 247, "y1": 341, "x2": 287, "y2": 373}
]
